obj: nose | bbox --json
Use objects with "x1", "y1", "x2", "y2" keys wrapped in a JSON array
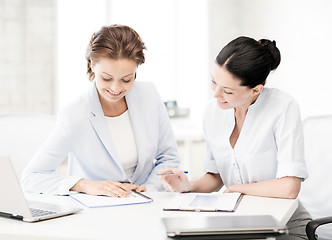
[
  {"x1": 110, "y1": 80, "x2": 122, "y2": 92},
  {"x1": 213, "y1": 86, "x2": 223, "y2": 99}
]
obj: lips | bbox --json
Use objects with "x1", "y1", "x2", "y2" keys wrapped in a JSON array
[
  {"x1": 217, "y1": 99, "x2": 227, "y2": 104},
  {"x1": 106, "y1": 89, "x2": 122, "y2": 97}
]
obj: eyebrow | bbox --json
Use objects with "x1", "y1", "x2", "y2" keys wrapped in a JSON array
[
  {"x1": 102, "y1": 72, "x2": 134, "y2": 78},
  {"x1": 211, "y1": 77, "x2": 236, "y2": 91},
  {"x1": 223, "y1": 86, "x2": 236, "y2": 90}
]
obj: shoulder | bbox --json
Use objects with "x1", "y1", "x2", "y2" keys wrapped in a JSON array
[
  {"x1": 130, "y1": 81, "x2": 159, "y2": 97},
  {"x1": 127, "y1": 81, "x2": 162, "y2": 105},
  {"x1": 259, "y1": 88, "x2": 301, "y2": 123},
  {"x1": 202, "y1": 98, "x2": 230, "y2": 130},
  {"x1": 56, "y1": 88, "x2": 91, "y2": 124},
  {"x1": 203, "y1": 98, "x2": 227, "y2": 119},
  {"x1": 261, "y1": 88, "x2": 300, "y2": 110}
]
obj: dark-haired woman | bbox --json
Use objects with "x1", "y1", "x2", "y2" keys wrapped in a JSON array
[
  {"x1": 22, "y1": 24, "x2": 180, "y2": 197},
  {"x1": 160, "y1": 36, "x2": 311, "y2": 239}
]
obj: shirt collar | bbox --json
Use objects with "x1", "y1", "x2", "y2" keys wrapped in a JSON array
[{"x1": 248, "y1": 87, "x2": 267, "y2": 111}]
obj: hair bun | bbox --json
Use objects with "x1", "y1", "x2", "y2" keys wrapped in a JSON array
[{"x1": 258, "y1": 39, "x2": 281, "y2": 70}]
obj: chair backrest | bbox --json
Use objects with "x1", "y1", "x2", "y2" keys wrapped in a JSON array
[
  {"x1": 0, "y1": 113, "x2": 56, "y2": 178},
  {"x1": 299, "y1": 115, "x2": 332, "y2": 239}
]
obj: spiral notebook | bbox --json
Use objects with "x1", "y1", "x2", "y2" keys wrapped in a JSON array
[
  {"x1": 163, "y1": 192, "x2": 242, "y2": 212},
  {"x1": 70, "y1": 191, "x2": 153, "y2": 208}
]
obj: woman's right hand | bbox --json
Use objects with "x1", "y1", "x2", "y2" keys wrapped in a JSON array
[
  {"x1": 159, "y1": 168, "x2": 192, "y2": 193},
  {"x1": 70, "y1": 179, "x2": 141, "y2": 197}
]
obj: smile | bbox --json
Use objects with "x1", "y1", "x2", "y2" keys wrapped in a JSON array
[
  {"x1": 217, "y1": 99, "x2": 227, "y2": 103},
  {"x1": 106, "y1": 89, "x2": 122, "y2": 96}
]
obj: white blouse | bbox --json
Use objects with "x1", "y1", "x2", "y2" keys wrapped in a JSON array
[
  {"x1": 105, "y1": 110, "x2": 138, "y2": 180},
  {"x1": 203, "y1": 87, "x2": 308, "y2": 187}
]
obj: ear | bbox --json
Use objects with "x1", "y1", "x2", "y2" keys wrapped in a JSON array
[
  {"x1": 252, "y1": 84, "x2": 263, "y2": 96},
  {"x1": 90, "y1": 60, "x2": 95, "y2": 73}
]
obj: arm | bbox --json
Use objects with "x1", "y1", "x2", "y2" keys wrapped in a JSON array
[
  {"x1": 160, "y1": 168, "x2": 223, "y2": 193},
  {"x1": 190, "y1": 172, "x2": 223, "y2": 193},
  {"x1": 225, "y1": 176, "x2": 301, "y2": 199},
  {"x1": 21, "y1": 118, "x2": 81, "y2": 195}
]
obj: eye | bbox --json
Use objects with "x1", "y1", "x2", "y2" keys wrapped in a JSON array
[
  {"x1": 211, "y1": 79, "x2": 216, "y2": 85},
  {"x1": 102, "y1": 77, "x2": 113, "y2": 81},
  {"x1": 224, "y1": 90, "x2": 233, "y2": 94},
  {"x1": 122, "y1": 79, "x2": 131, "y2": 83}
]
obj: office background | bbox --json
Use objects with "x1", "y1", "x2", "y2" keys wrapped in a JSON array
[{"x1": 1, "y1": 0, "x2": 332, "y2": 179}]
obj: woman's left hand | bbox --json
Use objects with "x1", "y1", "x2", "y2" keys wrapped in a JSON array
[{"x1": 122, "y1": 183, "x2": 146, "y2": 192}]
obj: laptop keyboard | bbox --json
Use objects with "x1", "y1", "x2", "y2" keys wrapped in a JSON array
[{"x1": 30, "y1": 208, "x2": 56, "y2": 217}]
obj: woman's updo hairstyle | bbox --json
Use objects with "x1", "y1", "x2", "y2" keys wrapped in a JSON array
[
  {"x1": 215, "y1": 36, "x2": 281, "y2": 88},
  {"x1": 85, "y1": 24, "x2": 146, "y2": 81}
]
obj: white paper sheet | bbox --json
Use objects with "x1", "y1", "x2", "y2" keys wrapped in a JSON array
[
  {"x1": 163, "y1": 192, "x2": 242, "y2": 212},
  {"x1": 70, "y1": 191, "x2": 152, "y2": 208}
]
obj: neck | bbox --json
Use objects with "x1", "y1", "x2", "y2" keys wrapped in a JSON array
[
  {"x1": 100, "y1": 96, "x2": 128, "y2": 117},
  {"x1": 234, "y1": 94, "x2": 259, "y2": 120}
]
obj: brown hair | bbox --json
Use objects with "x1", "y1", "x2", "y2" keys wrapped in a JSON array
[{"x1": 85, "y1": 24, "x2": 146, "y2": 81}]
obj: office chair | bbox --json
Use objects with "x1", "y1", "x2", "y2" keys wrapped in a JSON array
[
  {"x1": 299, "y1": 115, "x2": 332, "y2": 240},
  {"x1": 0, "y1": 113, "x2": 56, "y2": 178}
]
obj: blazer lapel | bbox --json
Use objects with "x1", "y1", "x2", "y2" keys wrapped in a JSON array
[
  {"x1": 88, "y1": 82, "x2": 125, "y2": 175},
  {"x1": 125, "y1": 86, "x2": 148, "y2": 182}
]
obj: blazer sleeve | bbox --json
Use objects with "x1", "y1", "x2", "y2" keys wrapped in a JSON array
[
  {"x1": 143, "y1": 98, "x2": 181, "y2": 191},
  {"x1": 21, "y1": 108, "x2": 82, "y2": 195}
]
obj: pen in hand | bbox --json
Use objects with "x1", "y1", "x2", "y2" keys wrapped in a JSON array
[{"x1": 157, "y1": 171, "x2": 188, "y2": 176}]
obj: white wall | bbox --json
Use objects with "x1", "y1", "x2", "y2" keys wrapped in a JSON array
[
  {"x1": 0, "y1": 0, "x2": 56, "y2": 114},
  {"x1": 208, "y1": 0, "x2": 332, "y2": 119},
  {"x1": 55, "y1": 0, "x2": 109, "y2": 109},
  {"x1": 56, "y1": 0, "x2": 209, "y2": 125}
]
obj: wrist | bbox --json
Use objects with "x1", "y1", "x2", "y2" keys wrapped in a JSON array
[{"x1": 71, "y1": 178, "x2": 86, "y2": 193}]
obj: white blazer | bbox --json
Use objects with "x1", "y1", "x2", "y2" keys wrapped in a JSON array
[{"x1": 21, "y1": 81, "x2": 180, "y2": 195}]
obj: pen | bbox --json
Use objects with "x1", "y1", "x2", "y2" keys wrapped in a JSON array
[{"x1": 158, "y1": 171, "x2": 188, "y2": 176}]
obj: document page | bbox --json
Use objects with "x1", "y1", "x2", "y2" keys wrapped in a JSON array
[
  {"x1": 164, "y1": 192, "x2": 242, "y2": 212},
  {"x1": 70, "y1": 191, "x2": 152, "y2": 208}
]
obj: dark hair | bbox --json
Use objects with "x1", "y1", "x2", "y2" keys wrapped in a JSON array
[
  {"x1": 215, "y1": 36, "x2": 281, "y2": 88},
  {"x1": 85, "y1": 24, "x2": 146, "y2": 81}
]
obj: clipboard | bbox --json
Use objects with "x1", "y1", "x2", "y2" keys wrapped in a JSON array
[
  {"x1": 70, "y1": 190, "x2": 153, "y2": 208},
  {"x1": 163, "y1": 192, "x2": 242, "y2": 212}
]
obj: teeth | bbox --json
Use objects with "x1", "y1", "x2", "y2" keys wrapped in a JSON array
[{"x1": 108, "y1": 90, "x2": 121, "y2": 95}]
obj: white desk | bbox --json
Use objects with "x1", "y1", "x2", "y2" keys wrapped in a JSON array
[{"x1": 0, "y1": 192, "x2": 298, "y2": 240}]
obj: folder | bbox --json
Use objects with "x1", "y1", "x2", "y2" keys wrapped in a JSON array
[
  {"x1": 70, "y1": 190, "x2": 153, "y2": 208},
  {"x1": 163, "y1": 192, "x2": 242, "y2": 212}
]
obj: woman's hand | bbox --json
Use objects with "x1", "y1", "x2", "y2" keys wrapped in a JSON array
[
  {"x1": 71, "y1": 179, "x2": 145, "y2": 197},
  {"x1": 159, "y1": 168, "x2": 192, "y2": 193}
]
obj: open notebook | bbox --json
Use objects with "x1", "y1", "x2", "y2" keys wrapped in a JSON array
[
  {"x1": 70, "y1": 191, "x2": 153, "y2": 208},
  {"x1": 163, "y1": 192, "x2": 242, "y2": 212}
]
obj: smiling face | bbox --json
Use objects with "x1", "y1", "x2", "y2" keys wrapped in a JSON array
[
  {"x1": 92, "y1": 58, "x2": 137, "y2": 106},
  {"x1": 211, "y1": 63, "x2": 262, "y2": 110}
]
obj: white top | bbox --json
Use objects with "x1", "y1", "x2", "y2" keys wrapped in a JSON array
[
  {"x1": 203, "y1": 87, "x2": 308, "y2": 187},
  {"x1": 105, "y1": 110, "x2": 138, "y2": 180}
]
